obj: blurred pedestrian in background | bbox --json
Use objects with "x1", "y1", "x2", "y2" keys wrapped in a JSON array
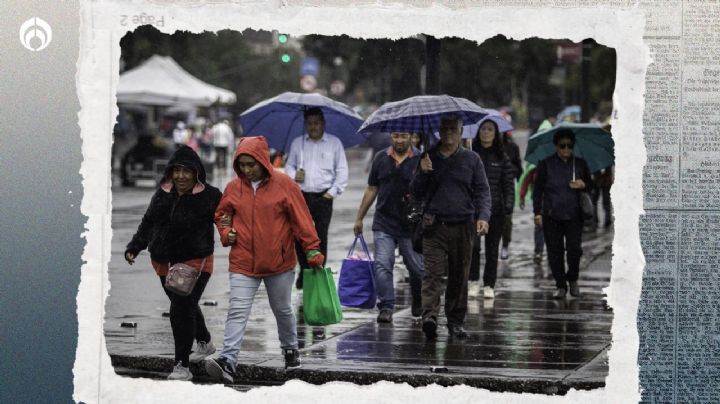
[
  {"x1": 411, "y1": 114, "x2": 491, "y2": 340},
  {"x1": 499, "y1": 113, "x2": 522, "y2": 260},
  {"x1": 173, "y1": 121, "x2": 188, "y2": 149},
  {"x1": 285, "y1": 107, "x2": 349, "y2": 289},
  {"x1": 468, "y1": 119, "x2": 515, "y2": 300},
  {"x1": 198, "y1": 124, "x2": 215, "y2": 164},
  {"x1": 206, "y1": 136, "x2": 323, "y2": 383},
  {"x1": 353, "y1": 131, "x2": 424, "y2": 323},
  {"x1": 411, "y1": 132, "x2": 426, "y2": 153},
  {"x1": 518, "y1": 163, "x2": 545, "y2": 264},
  {"x1": 591, "y1": 164, "x2": 613, "y2": 228},
  {"x1": 212, "y1": 119, "x2": 235, "y2": 172},
  {"x1": 520, "y1": 117, "x2": 556, "y2": 264},
  {"x1": 124, "y1": 145, "x2": 222, "y2": 381},
  {"x1": 532, "y1": 129, "x2": 591, "y2": 299}
]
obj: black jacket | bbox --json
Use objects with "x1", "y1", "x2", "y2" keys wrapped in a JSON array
[
  {"x1": 125, "y1": 146, "x2": 222, "y2": 263},
  {"x1": 503, "y1": 137, "x2": 523, "y2": 180},
  {"x1": 473, "y1": 145, "x2": 515, "y2": 216},
  {"x1": 410, "y1": 146, "x2": 491, "y2": 223},
  {"x1": 532, "y1": 154, "x2": 592, "y2": 221}
]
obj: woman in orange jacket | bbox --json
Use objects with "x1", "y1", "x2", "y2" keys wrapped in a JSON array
[{"x1": 205, "y1": 136, "x2": 323, "y2": 383}]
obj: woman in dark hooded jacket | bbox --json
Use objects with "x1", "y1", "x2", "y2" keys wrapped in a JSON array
[
  {"x1": 124, "y1": 145, "x2": 222, "y2": 381},
  {"x1": 468, "y1": 119, "x2": 515, "y2": 299}
]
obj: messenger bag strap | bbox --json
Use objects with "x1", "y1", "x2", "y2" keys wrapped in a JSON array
[{"x1": 422, "y1": 148, "x2": 463, "y2": 210}]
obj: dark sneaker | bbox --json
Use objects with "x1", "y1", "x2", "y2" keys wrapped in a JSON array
[
  {"x1": 284, "y1": 349, "x2": 301, "y2": 370},
  {"x1": 312, "y1": 327, "x2": 326, "y2": 340},
  {"x1": 533, "y1": 252, "x2": 543, "y2": 265},
  {"x1": 568, "y1": 281, "x2": 580, "y2": 297},
  {"x1": 205, "y1": 357, "x2": 234, "y2": 384},
  {"x1": 448, "y1": 325, "x2": 468, "y2": 339},
  {"x1": 411, "y1": 300, "x2": 422, "y2": 318},
  {"x1": 422, "y1": 317, "x2": 438, "y2": 340},
  {"x1": 553, "y1": 288, "x2": 567, "y2": 300},
  {"x1": 377, "y1": 309, "x2": 393, "y2": 323}
]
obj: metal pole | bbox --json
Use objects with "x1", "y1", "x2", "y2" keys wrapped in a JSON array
[
  {"x1": 581, "y1": 39, "x2": 593, "y2": 122},
  {"x1": 425, "y1": 35, "x2": 441, "y2": 95}
]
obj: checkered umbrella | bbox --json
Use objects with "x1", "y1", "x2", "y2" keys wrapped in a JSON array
[
  {"x1": 240, "y1": 92, "x2": 365, "y2": 152},
  {"x1": 358, "y1": 95, "x2": 490, "y2": 138}
]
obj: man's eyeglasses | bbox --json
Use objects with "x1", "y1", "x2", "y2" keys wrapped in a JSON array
[{"x1": 557, "y1": 143, "x2": 574, "y2": 149}]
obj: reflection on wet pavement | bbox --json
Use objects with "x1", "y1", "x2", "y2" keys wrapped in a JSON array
[{"x1": 106, "y1": 148, "x2": 614, "y2": 392}]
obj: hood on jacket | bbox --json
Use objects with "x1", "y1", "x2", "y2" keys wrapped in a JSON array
[
  {"x1": 163, "y1": 145, "x2": 207, "y2": 184},
  {"x1": 232, "y1": 136, "x2": 274, "y2": 181}
]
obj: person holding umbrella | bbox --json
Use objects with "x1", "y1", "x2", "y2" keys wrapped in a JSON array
[
  {"x1": 532, "y1": 129, "x2": 592, "y2": 299},
  {"x1": 411, "y1": 114, "x2": 491, "y2": 340},
  {"x1": 468, "y1": 119, "x2": 515, "y2": 300},
  {"x1": 284, "y1": 107, "x2": 349, "y2": 289},
  {"x1": 124, "y1": 145, "x2": 222, "y2": 381}
]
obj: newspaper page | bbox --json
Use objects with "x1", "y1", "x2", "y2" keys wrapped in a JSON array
[
  {"x1": 640, "y1": 1, "x2": 720, "y2": 403},
  {"x1": 71, "y1": 1, "x2": 717, "y2": 403}
]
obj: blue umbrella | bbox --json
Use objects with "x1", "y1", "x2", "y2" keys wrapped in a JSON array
[
  {"x1": 524, "y1": 123, "x2": 614, "y2": 173},
  {"x1": 239, "y1": 92, "x2": 365, "y2": 152},
  {"x1": 358, "y1": 95, "x2": 489, "y2": 139}
]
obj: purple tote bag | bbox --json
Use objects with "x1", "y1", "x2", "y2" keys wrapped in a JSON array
[{"x1": 338, "y1": 234, "x2": 377, "y2": 309}]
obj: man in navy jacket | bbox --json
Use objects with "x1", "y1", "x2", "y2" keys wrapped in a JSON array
[{"x1": 411, "y1": 114, "x2": 491, "y2": 340}]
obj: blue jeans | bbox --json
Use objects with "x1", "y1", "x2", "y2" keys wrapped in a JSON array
[
  {"x1": 373, "y1": 231, "x2": 424, "y2": 310},
  {"x1": 219, "y1": 271, "x2": 297, "y2": 366}
]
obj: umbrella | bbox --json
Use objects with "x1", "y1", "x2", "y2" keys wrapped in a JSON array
[
  {"x1": 358, "y1": 95, "x2": 490, "y2": 140},
  {"x1": 524, "y1": 123, "x2": 614, "y2": 173},
  {"x1": 557, "y1": 105, "x2": 581, "y2": 123},
  {"x1": 239, "y1": 92, "x2": 365, "y2": 152},
  {"x1": 431, "y1": 108, "x2": 513, "y2": 140}
]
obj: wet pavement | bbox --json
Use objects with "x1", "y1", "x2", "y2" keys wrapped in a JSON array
[{"x1": 106, "y1": 138, "x2": 614, "y2": 395}]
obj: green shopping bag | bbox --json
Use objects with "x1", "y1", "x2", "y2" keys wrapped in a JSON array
[{"x1": 302, "y1": 267, "x2": 343, "y2": 326}]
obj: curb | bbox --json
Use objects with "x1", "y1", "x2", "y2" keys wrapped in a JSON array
[{"x1": 110, "y1": 354, "x2": 604, "y2": 395}]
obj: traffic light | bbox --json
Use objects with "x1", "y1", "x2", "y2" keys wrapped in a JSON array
[{"x1": 277, "y1": 33, "x2": 290, "y2": 63}]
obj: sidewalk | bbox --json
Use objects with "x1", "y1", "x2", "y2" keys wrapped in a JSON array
[{"x1": 106, "y1": 147, "x2": 614, "y2": 395}]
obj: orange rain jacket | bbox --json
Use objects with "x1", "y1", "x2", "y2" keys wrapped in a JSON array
[{"x1": 215, "y1": 136, "x2": 320, "y2": 277}]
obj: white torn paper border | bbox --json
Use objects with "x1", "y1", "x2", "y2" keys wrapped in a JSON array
[{"x1": 75, "y1": 2, "x2": 648, "y2": 403}]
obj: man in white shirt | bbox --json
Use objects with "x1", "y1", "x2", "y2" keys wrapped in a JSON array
[{"x1": 285, "y1": 107, "x2": 349, "y2": 289}]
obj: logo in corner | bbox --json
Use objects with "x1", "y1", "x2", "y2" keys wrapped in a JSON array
[{"x1": 19, "y1": 17, "x2": 52, "y2": 52}]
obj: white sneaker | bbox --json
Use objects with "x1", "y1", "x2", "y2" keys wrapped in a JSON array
[
  {"x1": 500, "y1": 247, "x2": 509, "y2": 260},
  {"x1": 189, "y1": 341, "x2": 216, "y2": 362},
  {"x1": 468, "y1": 281, "x2": 481, "y2": 298},
  {"x1": 167, "y1": 362, "x2": 193, "y2": 381},
  {"x1": 483, "y1": 286, "x2": 495, "y2": 299}
]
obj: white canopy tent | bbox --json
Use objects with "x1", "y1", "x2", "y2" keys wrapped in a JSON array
[{"x1": 117, "y1": 55, "x2": 236, "y2": 107}]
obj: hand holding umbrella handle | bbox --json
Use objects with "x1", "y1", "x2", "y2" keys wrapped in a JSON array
[{"x1": 420, "y1": 153, "x2": 433, "y2": 173}]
